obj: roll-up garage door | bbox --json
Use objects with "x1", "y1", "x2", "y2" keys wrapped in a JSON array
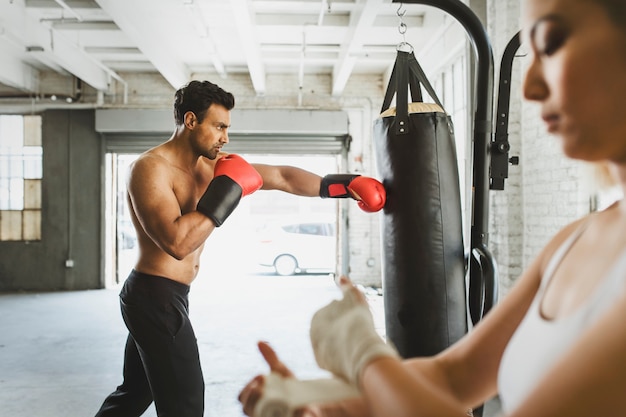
[{"x1": 96, "y1": 109, "x2": 350, "y2": 155}]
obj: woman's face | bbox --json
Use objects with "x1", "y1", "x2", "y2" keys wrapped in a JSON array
[{"x1": 522, "y1": 0, "x2": 626, "y2": 163}]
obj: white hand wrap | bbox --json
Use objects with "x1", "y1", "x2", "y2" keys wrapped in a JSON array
[
  {"x1": 309, "y1": 286, "x2": 399, "y2": 386},
  {"x1": 254, "y1": 373, "x2": 360, "y2": 417}
]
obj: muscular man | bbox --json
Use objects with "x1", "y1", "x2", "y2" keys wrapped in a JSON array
[{"x1": 94, "y1": 80, "x2": 385, "y2": 417}]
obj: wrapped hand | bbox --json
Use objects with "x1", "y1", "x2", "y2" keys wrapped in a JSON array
[{"x1": 309, "y1": 277, "x2": 399, "y2": 386}]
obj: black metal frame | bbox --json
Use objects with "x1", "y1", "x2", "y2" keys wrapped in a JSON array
[
  {"x1": 395, "y1": 0, "x2": 498, "y2": 322},
  {"x1": 491, "y1": 31, "x2": 521, "y2": 190}
]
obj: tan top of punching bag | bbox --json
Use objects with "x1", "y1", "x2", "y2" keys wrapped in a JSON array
[{"x1": 380, "y1": 102, "x2": 445, "y2": 117}]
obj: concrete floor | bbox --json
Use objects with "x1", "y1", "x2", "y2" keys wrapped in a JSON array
[{"x1": 0, "y1": 268, "x2": 501, "y2": 417}]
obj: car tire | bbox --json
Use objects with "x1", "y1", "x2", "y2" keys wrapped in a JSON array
[{"x1": 274, "y1": 254, "x2": 298, "y2": 276}]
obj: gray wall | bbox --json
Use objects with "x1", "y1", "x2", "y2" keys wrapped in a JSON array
[{"x1": 0, "y1": 110, "x2": 103, "y2": 291}]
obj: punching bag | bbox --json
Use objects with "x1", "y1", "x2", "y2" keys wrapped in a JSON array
[{"x1": 373, "y1": 50, "x2": 467, "y2": 358}]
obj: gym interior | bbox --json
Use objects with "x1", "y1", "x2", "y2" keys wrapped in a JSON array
[{"x1": 0, "y1": 1, "x2": 619, "y2": 416}]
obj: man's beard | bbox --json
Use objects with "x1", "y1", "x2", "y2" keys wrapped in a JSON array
[
  {"x1": 204, "y1": 149, "x2": 219, "y2": 160},
  {"x1": 196, "y1": 143, "x2": 220, "y2": 160}
]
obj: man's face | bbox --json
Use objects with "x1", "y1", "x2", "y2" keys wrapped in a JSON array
[{"x1": 188, "y1": 104, "x2": 231, "y2": 160}]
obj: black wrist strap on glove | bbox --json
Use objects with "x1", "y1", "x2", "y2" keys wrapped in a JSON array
[
  {"x1": 319, "y1": 174, "x2": 360, "y2": 198},
  {"x1": 197, "y1": 176, "x2": 242, "y2": 227}
]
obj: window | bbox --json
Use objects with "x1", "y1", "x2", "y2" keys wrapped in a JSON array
[{"x1": 0, "y1": 115, "x2": 42, "y2": 241}]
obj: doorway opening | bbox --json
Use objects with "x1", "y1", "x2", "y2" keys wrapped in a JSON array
[{"x1": 104, "y1": 153, "x2": 341, "y2": 288}]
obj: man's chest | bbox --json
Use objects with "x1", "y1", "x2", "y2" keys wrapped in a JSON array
[{"x1": 172, "y1": 171, "x2": 214, "y2": 213}]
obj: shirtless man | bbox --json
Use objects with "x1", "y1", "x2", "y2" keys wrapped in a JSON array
[{"x1": 94, "y1": 80, "x2": 386, "y2": 417}]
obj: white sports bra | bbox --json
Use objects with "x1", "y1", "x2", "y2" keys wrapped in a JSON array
[{"x1": 497, "y1": 223, "x2": 626, "y2": 413}]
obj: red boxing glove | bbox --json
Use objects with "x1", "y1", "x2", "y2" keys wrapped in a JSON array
[
  {"x1": 197, "y1": 154, "x2": 263, "y2": 226},
  {"x1": 213, "y1": 154, "x2": 263, "y2": 197},
  {"x1": 320, "y1": 174, "x2": 386, "y2": 213},
  {"x1": 347, "y1": 176, "x2": 386, "y2": 212}
]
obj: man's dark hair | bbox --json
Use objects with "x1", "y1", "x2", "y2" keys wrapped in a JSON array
[{"x1": 174, "y1": 80, "x2": 235, "y2": 125}]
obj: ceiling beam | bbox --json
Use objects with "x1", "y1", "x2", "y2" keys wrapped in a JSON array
[
  {"x1": 332, "y1": 0, "x2": 387, "y2": 96},
  {"x1": 255, "y1": 13, "x2": 349, "y2": 26},
  {"x1": 0, "y1": 42, "x2": 39, "y2": 92},
  {"x1": 43, "y1": 20, "x2": 119, "y2": 31},
  {"x1": 230, "y1": 0, "x2": 266, "y2": 95},
  {"x1": 0, "y1": 0, "x2": 114, "y2": 91},
  {"x1": 94, "y1": 0, "x2": 191, "y2": 89},
  {"x1": 182, "y1": 0, "x2": 226, "y2": 78},
  {"x1": 53, "y1": 0, "x2": 84, "y2": 21},
  {"x1": 25, "y1": 0, "x2": 99, "y2": 9}
]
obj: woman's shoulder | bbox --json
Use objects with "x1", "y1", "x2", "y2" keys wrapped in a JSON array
[
  {"x1": 535, "y1": 215, "x2": 591, "y2": 272},
  {"x1": 548, "y1": 215, "x2": 589, "y2": 247}
]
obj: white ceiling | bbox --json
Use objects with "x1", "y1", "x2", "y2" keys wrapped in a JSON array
[{"x1": 0, "y1": 0, "x2": 447, "y2": 98}]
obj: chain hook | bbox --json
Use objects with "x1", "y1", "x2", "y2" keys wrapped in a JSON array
[
  {"x1": 396, "y1": 3, "x2": 406, "y2": 18},
  {"x1": 396, "y1": 3, "x2": 411, "y2": 50}
]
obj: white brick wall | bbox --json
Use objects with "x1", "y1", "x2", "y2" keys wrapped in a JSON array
[
  {"x1": 487, "y1": 0, "x2": 524, "y2": 296},
  {"x1": 486, "y1": 0, "x2": 591, "y2": 296}
]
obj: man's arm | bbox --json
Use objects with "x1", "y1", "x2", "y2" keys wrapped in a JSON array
[
  {"x1": 253, "y1": 164, "x2": 386, "y2": 212},
  {"x1": 253, "y1": 164, "x2": 322, "y2": 196}
]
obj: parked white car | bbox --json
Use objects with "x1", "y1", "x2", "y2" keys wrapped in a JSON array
[{"x1": 255, "y1": 220, "x2": 337, "y2": 276}]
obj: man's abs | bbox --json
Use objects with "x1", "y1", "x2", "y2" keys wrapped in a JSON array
[{"x1": 133, "y1": 244, "x2": 204, "y2": 285}]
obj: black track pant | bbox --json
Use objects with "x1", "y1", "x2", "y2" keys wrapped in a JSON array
[{"x1": 95, "y1": 270, "x2": 204, "y2": 417}]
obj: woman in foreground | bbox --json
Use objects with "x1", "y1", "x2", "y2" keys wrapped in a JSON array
[{"x1": 240, "y1": 0, "x2": 626, "y2": 415}]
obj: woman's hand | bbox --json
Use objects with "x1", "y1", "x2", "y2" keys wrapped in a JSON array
[
  {"x1": 239, "y1": 341, "x2": 295, "y2": 416},
  {"x1": 296, "y1": 398, "x2": 373, "y2": 417},
  {"x1": 310, "y1": 276, "x2": 399, "y2": 386},
  {"x1": 239, "y1": 340, "x2": 366, "y2": 417}
]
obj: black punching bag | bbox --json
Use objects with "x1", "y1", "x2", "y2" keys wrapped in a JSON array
[{"x1": 373, "y1": 50, "x2": 467, "y2": 358}]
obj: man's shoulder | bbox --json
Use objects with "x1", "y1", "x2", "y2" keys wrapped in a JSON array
[
  {"x1": 129, "y1": 148, "x2": 176, "y2": 180},
  {"x1": 138, "y1": 147, "x2": 166, "y2": 161}
]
